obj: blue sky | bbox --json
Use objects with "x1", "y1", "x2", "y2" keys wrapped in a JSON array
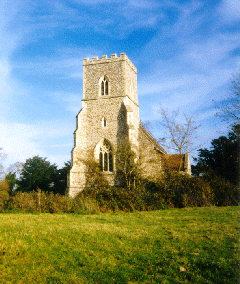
[{"x1": 0, "y1": 0, "x2": 239, "y2": 169}]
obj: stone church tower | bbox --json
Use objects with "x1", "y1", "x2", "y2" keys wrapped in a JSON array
[
  {"x1": 68, "y1": 53, "x2": 191, "y2": 197},
  {"x1": 68, "y1": 53, "x2": 139, "y2": 197}
]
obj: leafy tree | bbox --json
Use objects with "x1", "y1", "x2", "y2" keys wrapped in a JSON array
[
  {"x1": 192, "y1": 125, "x2": 239, "y2": 185},
  {"x1": 5, "y1": 162, "x2": 23, "y2": 195},
  {"x1": 116, "y1": 140, "x2": 140, "y2": 189},
  {"x1": 17, "y1": 156, "x2": 58, "y2": 193},
  {"x1": 5, "y1": 172, "x2": 17, "y2": 194},
  {"x1": 55, "y1": 161, "x2": 72, "y2": 195},
  {"x1": 84, "y1": 157, "x2": 109, "y2": 190}
]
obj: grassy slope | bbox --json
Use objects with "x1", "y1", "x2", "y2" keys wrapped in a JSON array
[{"x1": 0, "y1": 207, "x2": 239, "y2": 284}]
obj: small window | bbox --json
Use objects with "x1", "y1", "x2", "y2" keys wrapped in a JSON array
[
  {"x1": 102, "y1": 117, "x2": 107, "y2": 127},
  {"x1": 101, "y1": 77, "x2": 108, "y2": 96}
]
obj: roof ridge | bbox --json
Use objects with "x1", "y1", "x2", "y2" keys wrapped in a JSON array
[{"x1": 139, "y1": 122, "x2": 167, "y2": 154}]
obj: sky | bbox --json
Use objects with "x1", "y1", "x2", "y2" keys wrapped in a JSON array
[{"x1": 0, "y1": 0, "x2": 239, "y2": 170}]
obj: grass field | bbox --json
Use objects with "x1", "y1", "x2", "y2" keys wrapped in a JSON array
[{"x1": 0, "y1": 206, "x2": 239, "y2": 284}]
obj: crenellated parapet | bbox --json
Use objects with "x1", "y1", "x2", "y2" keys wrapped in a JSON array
[{"x1": 83, "y1": 53, "x2": 137, "y2": 73}]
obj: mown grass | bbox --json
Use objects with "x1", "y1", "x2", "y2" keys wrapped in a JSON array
[{"x1": 0, "y1": 206, "x2": 239, "y2": 284}]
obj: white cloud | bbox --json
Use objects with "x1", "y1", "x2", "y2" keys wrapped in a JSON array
[
  {"x1": 0, "y1": 59, "x2": 12, "y2": 98},
  {"x1": 0, "y1": 122, "x2": 44, "y2": 166},
  {"x1": 14, "y1": 57, "x2": 81, "y2": 76},
  {"x1": 217, "y1": 0, "x2": 240, "y2": 23},
  {"x1": 185, "y1": 33, "x2": 240, "y2": 69},
  {"x1": 0, "y1": 0, "x2": 34, "y2": 56},
  {"x1": 13, "y1": 46, "x2": 103, "y2": 80},
  {"x1": 0, "y1": 0, "x2": 238, "y2": 169},
  {"x1": 0, "y1": 120, "x2": 74, "y2": 168},
  {"x1": 138, "y1": 0, "x2": 240, "y2": 122},
  {"x1": 169, "y1": 0, "x2": 204, "y2": 37}
]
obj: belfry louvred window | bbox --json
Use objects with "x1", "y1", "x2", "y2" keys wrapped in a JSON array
[
  {"x1": 101, "y1": 77, "x2": 108, "y2": 96},
  {"x1": 99, "y1": 144, "x2": 113, "y2": 172}
]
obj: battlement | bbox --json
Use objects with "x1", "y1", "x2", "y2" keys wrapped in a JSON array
[{"x1": 83, "y1": 53, "x2": 137, "y2": 73}]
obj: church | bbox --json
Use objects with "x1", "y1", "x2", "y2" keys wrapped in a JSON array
[{"x1": 68, "y1": 53, "x2": 191, "y2": 197}]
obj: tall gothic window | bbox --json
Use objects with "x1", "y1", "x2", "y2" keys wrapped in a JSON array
[
  {"x1": 101, "y1": 77, "x2": 108, "y2": 96},
  {"x1": 99, "y1": 144, "x2": 113, "y2": 172}
]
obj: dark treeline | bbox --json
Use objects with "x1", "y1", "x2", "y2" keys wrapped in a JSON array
[{"x1": 5, "y1": 157, "x2": 71, "y2": 195}]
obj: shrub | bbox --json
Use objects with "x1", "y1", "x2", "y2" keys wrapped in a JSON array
[
  {"x1": 8, "y1": 191, "x2": 39, "y2": 212},
  {"x1": 203, "y1": 173, "x2": 239, "y2": 206},
  {"x1": 78, "y1": 186, "x2": 147, "y2": 212},
  {"x1": 38, "y1": 191, "x2": 72, "y2": 213},
  {"x1": 8, "y1": 190, "x2": 72, "y2": 213},
  {"x1": 163, "y1": 171, "x2": 213, "y2": 208},
  {"x1": 72, "y1": 195, "x2": 101, "y2": 214},
  {"x1": 8, "y1": 189, "x2": 101, "y2": 214},
  {"x1": 3, "y1": 170, "x2": 238, "y2": 214},
  {"x1": 0, "y1": 181, "x2": 10, "y2": 211},
  {"x1": 143, "y1": 172, "x2": 213, "y2": 208}
]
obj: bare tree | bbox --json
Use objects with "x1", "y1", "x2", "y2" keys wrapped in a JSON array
[
  {"x1": 7, "y1": 162, "x2": 23, "y2": 176},
  {"x1": 157, "y1": 108, "x2": 201, "y2": 154},
  {"x1": 216, "y1": 73, "x2": 240, "y2": 127}
]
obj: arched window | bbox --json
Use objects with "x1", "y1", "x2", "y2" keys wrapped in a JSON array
[
  {"x1": 99, "y1": 144, "x2": 113, "y2": 172},
  {"x1": 101, "y1": 77, "x2": 108, "y2": 96}
]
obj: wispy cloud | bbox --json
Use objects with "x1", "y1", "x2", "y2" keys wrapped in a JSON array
[
  {"x1": 217, "y1": 0, "x2": 240, "y2": 23},
  {"x1": 184, "y1": 33, "x2": 240, "y2": 69},
  {"x1": 0, "y1": 59, "x2": 12, "y2": 97},
  {"x1": 0, "y1": 120, "x2": 74, "y2": 167},
  {"x1": 138, "y1": 0, "x2": 240, "y2": 115},
  {"x1": 0, "y1": 0, "x2": 239, "y2": 167},
  {"x1": 14, "y1": 57, "x2": 82, "y2": 78}
]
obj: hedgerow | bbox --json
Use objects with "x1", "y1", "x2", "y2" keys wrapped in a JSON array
[{"x1": 1, "y1": 170, "x2": 238, "y2": 213}]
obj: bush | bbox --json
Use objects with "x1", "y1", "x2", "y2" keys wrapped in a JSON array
[
  {"x1": 203, "y1": 173, "x2": 239, "y2": 206},
  {"x1": 143, "y1": 172, "x2": 212, "y2": 208},
  {"x1": 163, "y1": 171, "x2": 212, "y2": 207},
  {"x1": 8, "y1": 190, "x2": 72, "y2": 213},
  {"x1": 2, "y1": 170, "x2": 238, "y2": 214},
  {"x1": 8, "y1": 191, "x2": 38, "y2": 212},
  {"x1": 77, "y1": 186, "x2": 144, "y2": 212},
  {"x1": 0, "y1": 181, "x2": 10, "y2": 211},
  {"x1": 77, "y1": 173, "x2": 213, "y2": 212},
  {"x1": 7, "y1": 190, "x2": 101, "y2": 214},
  {"x1": 71, "y1": 195, "x2": 101, "y2": 214}
]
